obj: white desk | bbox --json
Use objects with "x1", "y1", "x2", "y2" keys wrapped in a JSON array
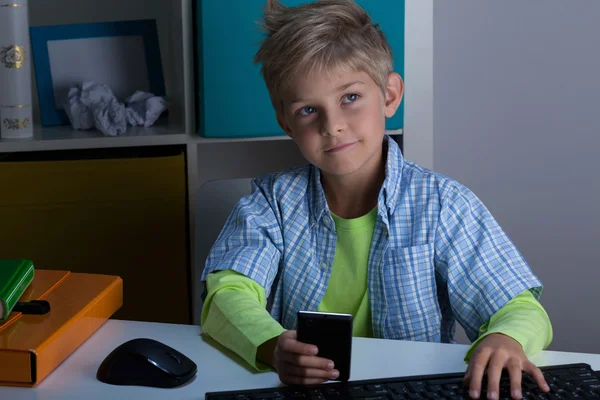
[{"x1": 2, "y1": 320, "x2": 600, "y2": 400}]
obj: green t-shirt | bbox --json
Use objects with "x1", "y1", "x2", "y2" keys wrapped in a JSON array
[{"x1": 317, "y1": 207, "x2": 378, "y2": 338}]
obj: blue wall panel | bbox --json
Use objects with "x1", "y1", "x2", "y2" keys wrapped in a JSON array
[{"x1": 198, "y1": 0, "x2": 404, "y2": 137}]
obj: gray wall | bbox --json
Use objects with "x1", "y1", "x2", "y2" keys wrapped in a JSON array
[{"x1": 434, "y1": 1, "x2": 600, "y2": 353}]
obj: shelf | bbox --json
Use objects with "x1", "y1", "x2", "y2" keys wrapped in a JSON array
[
  {"x1": 0, "y1": 125, "x2": 403, "y2": 153},
  {"x1": 0, "y1": 123, "x2": 189, "y2": 153},
  {"x1": 0, "y1": 125, "x2": 294, "y2": 153}
]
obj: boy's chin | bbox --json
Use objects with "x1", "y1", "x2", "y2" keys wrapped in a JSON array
[{"x1": 317, "y1": 163, "x2": 364, "y2": 178}]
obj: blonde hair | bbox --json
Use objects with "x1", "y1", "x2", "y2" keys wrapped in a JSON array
[{"x1": 254, "y1": 0, "x2": 393, "y2": 111}]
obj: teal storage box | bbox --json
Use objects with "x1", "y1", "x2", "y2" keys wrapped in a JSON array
[{"x1": 196, "y1": 0, "x2": 405, "y2": 138}]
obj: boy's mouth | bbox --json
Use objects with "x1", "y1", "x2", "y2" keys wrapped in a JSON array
[{"x1": 325, "y1": 142, "x2": 356, "y2": 153}]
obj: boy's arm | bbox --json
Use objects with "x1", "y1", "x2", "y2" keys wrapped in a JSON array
[
  {"x1": 201, "y1": 176, "x2": 284, "y2": 297},
  {"x1": 200, "y1": 177, "x2": 288, "y2": 370},
  {"x1": 434, "y1": 180, "x2": 545, "y2": 341},
  {"x1": 464, "y1": 289, "x2": 553, "y2": 362},
  {"x1": 201, "y1": 270, "x2": 285, "y2": 371}
]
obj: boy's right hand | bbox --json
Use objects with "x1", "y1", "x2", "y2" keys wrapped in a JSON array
[{"x1": 264, "y1": 330, "x2": 339, "y2": 385}]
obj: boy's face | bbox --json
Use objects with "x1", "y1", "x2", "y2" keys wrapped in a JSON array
[{"x1": 276, "y1": 69, "x2": 404, "y2": 180}]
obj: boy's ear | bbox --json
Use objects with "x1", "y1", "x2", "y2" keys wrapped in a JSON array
[
  {"x1": 384, "y1": 72, "x2": 404, "y2": 118},
  {"x1": 276, "y1": 110, "x2": 293, "y2": 137}
]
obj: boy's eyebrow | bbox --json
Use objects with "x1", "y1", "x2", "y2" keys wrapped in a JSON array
[
  {"x1": 336, "y1": 80, "x2": 365, "y2": 92},
  {"x1": 288, "y1": 81, "x2": 365, "y2": 105}
]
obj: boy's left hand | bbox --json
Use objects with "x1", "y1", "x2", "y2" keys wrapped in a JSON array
[{"x1": 464, "y1": 333, "x2": 550, "y2": 399}]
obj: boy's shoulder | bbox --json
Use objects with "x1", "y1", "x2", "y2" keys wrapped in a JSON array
[
  {"x1": 401, "y1": 157, "x2": 460, "y2": 190},
  {"x1": 399, "y1": 158, "x2": 481, "y2": 208},
  {"x1": 252, "y1": 164, "x2": 313, "y2": 199},
  {"x1": 383, "y1": 138, "x2": 471, "y2": 204}
]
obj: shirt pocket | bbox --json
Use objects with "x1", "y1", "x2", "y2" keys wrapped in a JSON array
[{"x1": 383, "y1": 242, "x2": 441, "y2": 341}]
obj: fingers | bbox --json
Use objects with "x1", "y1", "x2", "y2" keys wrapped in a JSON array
[
  {"x1": 485, "y1": 354, "x2": 506, "y2": 400},
  {"x1": 476, "y1": 358, "x2": 549, "y2": 400},
  {"x1": 281, "y1": 362, "x2": 339, "y2": 381},
  {"x1": 464, "y1": 364, "x2": 472, "y2": 384},
  {"x1": 467, "y1": 349, "x2": 492, "y2": 399},
  {"x1": 279, "y1": 334, "x2": 318, "y2": 356},
  {"x1": 463, "y1": 334, "x2": 550, "y2": 399},
  {"x1": 279, "y1": 351, "x2": 334, "y2": 370},
  {"x1": 506, "y1": 360, "x2": 523, "y2": 399},
  {"x1": 276, "y1": 330, "x2": 338, "y2": 386},
  {"x1": 523, "y1": 362, "x2": 550, "y2": 393}
]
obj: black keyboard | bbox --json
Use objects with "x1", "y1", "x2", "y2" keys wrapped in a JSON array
[{"x1": 205, "y1": 363, "x2": 600, "y2": 399}]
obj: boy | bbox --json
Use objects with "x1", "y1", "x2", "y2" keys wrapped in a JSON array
[{"x1": 201, "y1": 1, "x2": 552, "y2": 399}]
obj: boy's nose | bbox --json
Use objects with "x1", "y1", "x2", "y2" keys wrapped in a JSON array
[{"x1": 320, "y1": 111, "x2": 346, "y2": 137}]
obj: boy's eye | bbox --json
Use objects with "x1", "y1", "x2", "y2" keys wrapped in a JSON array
[
  {"x1": 343, "y1": 93, "x2": 359, "y2": 103},
  {"x1": 298, "y1": 106, "x2": 316, "y2": 116}
]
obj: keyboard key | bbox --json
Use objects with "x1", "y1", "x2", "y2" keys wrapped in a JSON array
[
  {"x1": 250, "y1": 394, "x2": 284, "y2": 400},
  {"x1": 350, "y1": 391, "x2": 389, "y2": 399},
  {"x1": 370, "y1": 389, "x2": 390, "y2": 396},
  {"x1": 389, "y1": 383, "x2": 410, "y2": 395},
  {"x1": 552, "y1": 370, "x2": 572, "y2": 376},
  {"x1": 574, "y1": 372, "x2": 596, "y2": 379},
  {"x1": 251, "y1": 394, "x2": 285, "y2": 400},
  {"x1": 409, "y1": 382, "x2": 427, "y2": 392},
  {"x1": 583, "y1": 383, "x2": 600, "y2": 391},
  {"x1": 572, "y1": 367, "x2": 593, "y2": 374},
  {"x1": 568, "y1": 377, "x2": 600, "y2": 385},
  {"x1": 440, "y1": 390, "x2": 457, "y2": 397},
  {"x1": 305, "y1": 389, "x2": 326, "y2": 400},
  {"x1": 427, "y1": 378, "x2": 465, "y2": 386},
  {"x1": 443, "y1": 383, "x2": 462, "y2": 391},
  {"x1": 322, "y1": 388, "x2": 341, "y2": 396},
  {"x1": 348, "y1": 386, "x2": 365, "y2": 394},
  {"x1": 525, "y1": 382, "x2": 541, "y2": 390}
]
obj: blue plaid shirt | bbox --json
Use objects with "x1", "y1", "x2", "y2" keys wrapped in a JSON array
[{"x1": 202, "y1": 137, "x2": 542, "y2": 343}]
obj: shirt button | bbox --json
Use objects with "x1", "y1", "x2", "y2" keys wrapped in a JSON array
[{"x1": 319, "y1": 262, "x2": 327, "y2": 270}]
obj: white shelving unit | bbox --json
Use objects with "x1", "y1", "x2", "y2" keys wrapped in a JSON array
[
  {"x1": 0, "y1": 122, "x2": 299, "y2": 153},
  {"x1": 3, "y1": 0, "x2": 432, "y2": 323}
]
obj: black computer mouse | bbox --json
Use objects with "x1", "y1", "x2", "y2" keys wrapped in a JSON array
[{"x1": 96, "y1": 338, "x2": 197, "y2": 388}]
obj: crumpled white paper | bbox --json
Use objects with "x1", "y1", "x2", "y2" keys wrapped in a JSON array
[
  {"x1": 63, "y1": 81, "x2": 168, "y2": 136},
  {"x1": 64, "y1": 82, "x2": 116, "y2": 131},
  {"x1": 93, "y1": 97, "x2": 128, "y2": 137},
  {"x1": 126, "y1": 91, "x2": 168, "y2": 128}
]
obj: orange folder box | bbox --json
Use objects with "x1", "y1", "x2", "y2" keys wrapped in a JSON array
[{"x1": 0, "y1": 269, "x2": 123, "y2": 387}]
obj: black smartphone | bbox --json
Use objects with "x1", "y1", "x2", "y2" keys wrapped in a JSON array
[{"x1": 296, "y1": 311, "x2": 353, "y2": 382}]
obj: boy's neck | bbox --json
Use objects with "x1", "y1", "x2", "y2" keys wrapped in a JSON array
[{"x1": 321, "y1": 148, "x2": 386, "y2": 220}]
